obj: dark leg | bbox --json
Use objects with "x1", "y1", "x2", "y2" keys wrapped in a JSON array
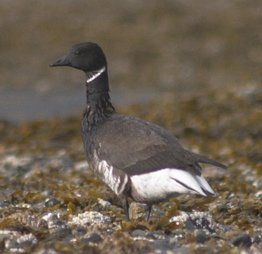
[
  {"x1": 145, "y1": 204, "x2": 152, "y2": 221},
  {"x1": 119, "y1": 195, "x2": 129, "y2": 220}
]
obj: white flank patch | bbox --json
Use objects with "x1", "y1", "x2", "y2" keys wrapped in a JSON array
[
  {"x1": 93, "y1": 152, "x2": 128, "y2": 195},
  {"x1": 130, "y1": 168, "x2": 215, "y2": 201},
  {"x1": 86, "y1": 66, "x2": 106, "y2": 83}
]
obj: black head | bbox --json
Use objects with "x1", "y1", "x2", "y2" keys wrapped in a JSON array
[{"x1": 50, "y1": 42, "x2": 107, "y2": 73}]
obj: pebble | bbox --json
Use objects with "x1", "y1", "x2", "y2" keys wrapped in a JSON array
[
  {"x1": 44, "y1": 197, "x2": 64, "y2": 207},
  {"x1": 84, "y1": 233, "x2": 103, "y2": 244},
  {"x1": 68, "y1": 211, "x2": 112, "y2": 226},
  {"x1": 72, "y1": 226, "x2": 87, "y2": 237},
  {"x1": 169, "y1": 211, "x2": 223, "y2": 233},
  {"x1": 129, "y1": 202, "x2": 149, "y2": 220},
  {"x1": 42, "y1": 212, "x2": 68, "y2": 234},
  {"x1": 5, "y1": 232, "x2": 37, "y2": 253},
  {"x1": 231, "y1": 233, "x2": 252, "y2": 248},
  {"x1": 252, "y1": 230, "x2": 262, "y2": 244},
  {"x1": 195, "y1": 230, "x2": 210, "y2": 244},
  {"x1": 97, "y1": 198, "x2": 111, "y2": 208},
  {"x1": 131, "y1": 229, "x2": 147, "y2": 238},
  {"x1": 255, "y1": 190, "x2": 262, "y2": 198},
  {"x1": 0, "y1": 155, "x2": 32, "y2": 177}
]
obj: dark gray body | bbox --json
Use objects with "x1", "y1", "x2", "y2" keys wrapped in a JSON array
[
  {"x1": 82, "y1": 111, "x2": 225, "y2": 203},
  {"x1": 95, "y1": 114, "x2": 197, "y2": 173}
]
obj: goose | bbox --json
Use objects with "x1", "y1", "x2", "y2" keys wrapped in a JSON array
[{"x1": 50, "y1": 42, "x2": 226, "y2": 220}]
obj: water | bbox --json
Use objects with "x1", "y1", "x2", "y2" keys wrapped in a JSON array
[{"x1": 0, "y1": 87, "x2": 159, "y2": 122}]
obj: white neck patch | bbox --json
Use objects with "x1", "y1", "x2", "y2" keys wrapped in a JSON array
[{"x1": 86, "y1": 66, "x2": 106, "y2": 83}]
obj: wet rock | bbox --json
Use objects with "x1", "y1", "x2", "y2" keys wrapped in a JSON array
[
  {"x1": 255, "y1": 190, "x2": 262, "y2": 198},
  {"x1": 169, "y1": 211, "x2": 224, "y2": 234},
  {"x1": 52, "y1": 228, "x2": 73, "y2": 242},
  {"x1": 44, "y1": 197, "x2": 64, "y2": 207},
  {"x1": 68, "y1": 211, "x2": 112, "y2": 226},
  {"x1": 189, "y1": 212, "x2": 218, "y2": 232},
  {"x1": 42, "y1": 212, "x2": 68, "y2": 235},
  {"x1": 74, "y1": 161, "x2": 88, "y2": 171},
  {"x1": 128, "y1": 202, "x2": 166, "y2": 220},
  {"x1": 252, "y1": 230, "x2": 262, "y2": 245},
  {"x1": 184, "y1": 218, "x2": 195, "y2": 231},
  {"x1": 4, "y1": 232, "x2": 37, "y2": 253},
  {"x1": 71, "y1": 225, "x2": 87, "y2": 238},
  {"x1": 169, "y1": 230, "x2": 186, "y2": 243},
  {"x1": 0, "y1": 155, "x2": 33, "y2": 177},
  {"x1": 195, "y1": 230, "x2": 210, "y2": 244},
  {"x1": 231, "y1": 233, "x2": 252, "y2": 248},
  {"x1": 131, "y1": 229, "x2": 147, "y2": 238},
  {"x1": 0, "y1": 200, "x2": 12, "y2": 209},
  {"x1": 0, "y1": 187, "x2": 15, "y2": 204},
  {"x1": 129, "y1": 202, "x2": 149, "y2": 220},
  {"x1": 84, "y1": 232, "x2": 103, "y2": 244},
  {"x1": 169, "y1": 211, "x2": 189, "y2": 228},
  {"x1": 97, "y1": 198, "x2": 111, "y2": 208}
]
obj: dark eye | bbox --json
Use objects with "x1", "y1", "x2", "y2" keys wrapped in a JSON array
[{"x1": 74, "y1": 50, "x2": 80, "y2": 55}]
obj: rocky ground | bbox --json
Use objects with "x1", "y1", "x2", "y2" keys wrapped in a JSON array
[
  {"x1": 0, "y1": 0, "x2": 261, "y2": 253},
  {"x1": 0, "y1": 85, "x2": 261, "y2": 253}
]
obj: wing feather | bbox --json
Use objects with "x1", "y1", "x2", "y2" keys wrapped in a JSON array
[{"x1": 93, "y1": 113, "x2": 226, "y2": 176}]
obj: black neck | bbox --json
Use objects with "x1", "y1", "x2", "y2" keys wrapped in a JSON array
[{"x1": 84, "y1": 71, "x2": 115, "y2": 130}]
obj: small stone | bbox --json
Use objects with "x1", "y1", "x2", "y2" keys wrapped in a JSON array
[
  {"x1": 169, "y1": 211, "x2": 189, "y2": 224},
  {"x1": 52, "y1": 227, "x2": 72, "y2": 241},
  {"x1": 185, "y1": 219, "x2": 195, "y2": 230},
  {"x1": 129, "y1": 202, "x2": 149, "y2": 220},
  {"x1": 85, "y1": 233, "x2": 103, "y2": 244},
  {"x1": 170, "y1": 211, "x2": 225, "y2": 235},
  {"x1": 44, "y1": 197, "x2": 63, "y2": 207},
  {"x1": 42, "y1": 212, "x2": 68, "y2": 234},
  {"x1": 1, "y1": 155, "x2": 32, "y2": 177},
  {"x1": 68, "y1": 211, "x2": 112, "y2": 226},
  {"x1": 72, "y1": 226, "x2": 87, "y2": 237},
  {"x1": 255, "y1": 190, "x2": 262, "y2": 198},
  {"x1": 131, "y1": 229, "x2": 147, "y2": 238},
  {"x1": 169, "y1": 230, "x2": 185, "y2": 243},
  {"x1": 252, "y1": 231, "x2": 262, "y2": 245},
  {"x1": 195, "y1": 230, "x2": 210, "y2": 244},
  {"x1": 231, "y1": 233, "x2": 252, "y2": 248},
  {"x1": 97, "y1": 198, "x2": 111, "y2": 208},
  {"x1": 0, "y1": 200, "x2": 12, "y2": 208},
  {"x1": 74, "y1": 161, "x2": 88, "y2": 171},
  {"x1": 5, "y1": 232, "x2": 37, "y2": 253}
]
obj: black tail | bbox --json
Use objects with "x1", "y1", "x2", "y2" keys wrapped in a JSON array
[{"x1": 191, "y1": 152, "x2": 227, "y2": 169}]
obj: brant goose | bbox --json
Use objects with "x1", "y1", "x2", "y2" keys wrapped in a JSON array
[{"x1": 50, "y1": 42, "x2": 226, "y2": 220}]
